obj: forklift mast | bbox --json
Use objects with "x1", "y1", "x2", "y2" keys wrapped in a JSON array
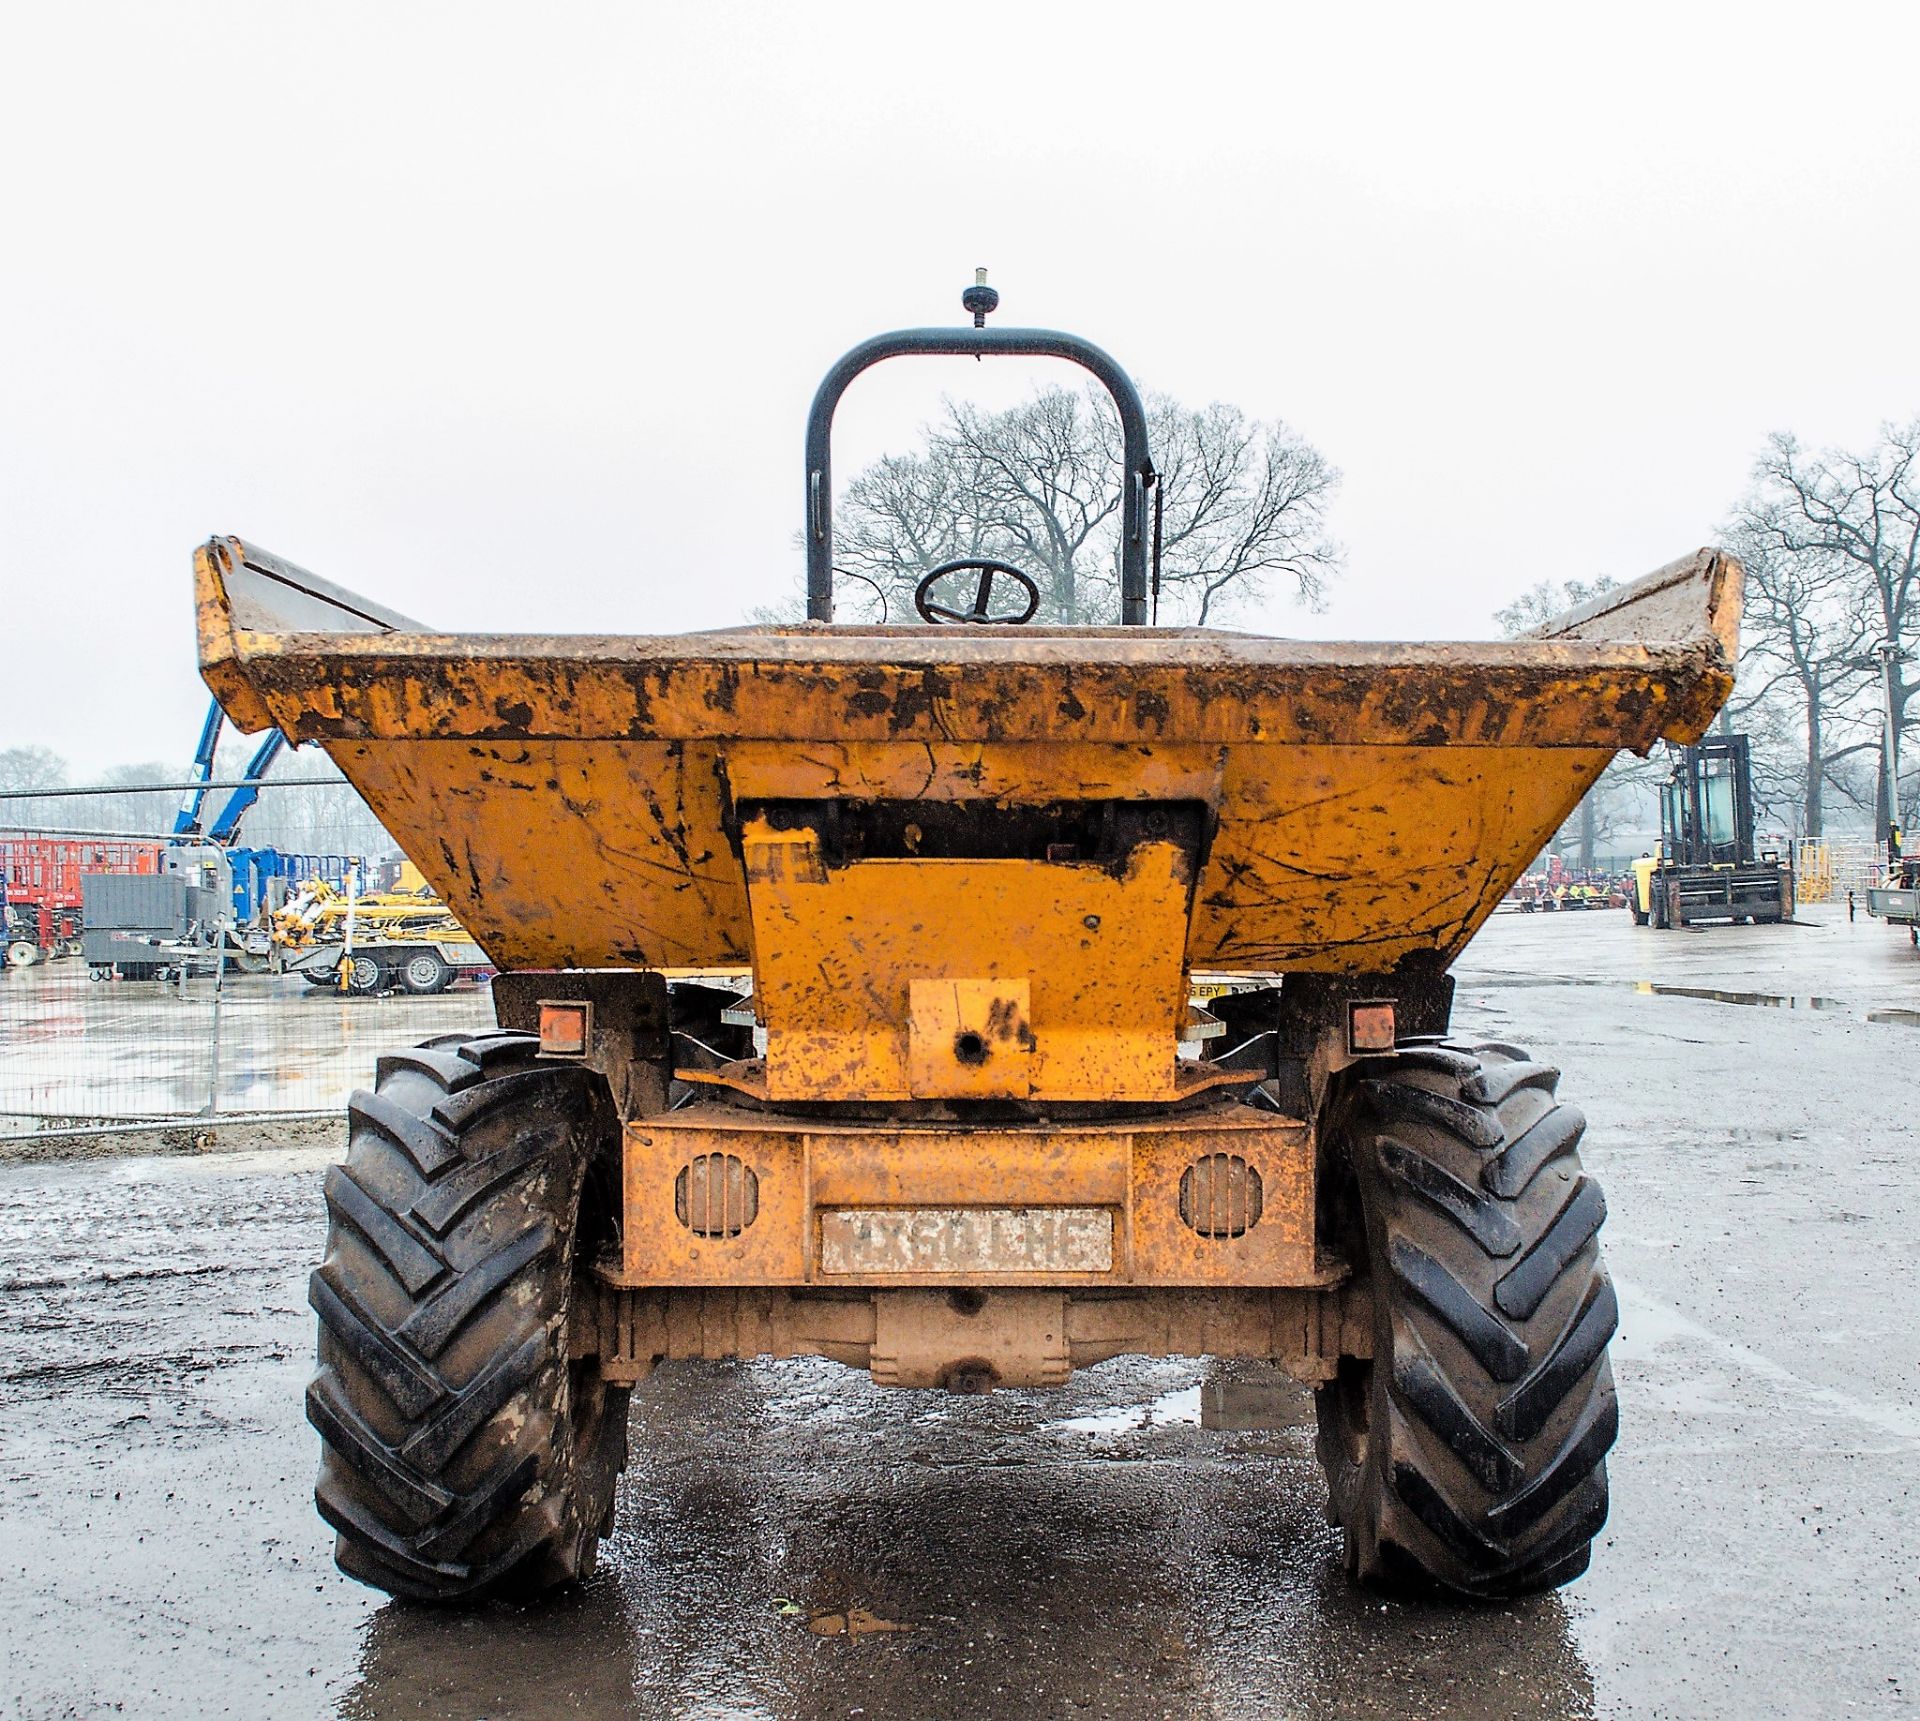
[{"x1": 1661, "y1": 733, "x2": 1758, "y2": 868}]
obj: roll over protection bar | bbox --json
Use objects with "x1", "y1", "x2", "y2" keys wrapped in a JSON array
[{"x1": 803, "y1": 324, "x2": 1158, "y2": 625}]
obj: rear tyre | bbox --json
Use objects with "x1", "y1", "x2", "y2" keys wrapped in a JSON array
[
  {"x1": 400, "y1": 950, "x2": 454, "y2": 995},
  {"x1": 308, "y1": 1029, "x2": 631, "y2": 1601},
  {"x1": 345, "y1": 953, "x2": 386, "y2": 995},
  {"x1": 7, "y1": 940, "x2": 38, "y2": 968},
  {"x1": 1315, "y1": 1041, "x2": 1617, "y2": 1600}
]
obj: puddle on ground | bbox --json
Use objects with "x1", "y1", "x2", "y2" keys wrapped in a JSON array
[
  {"x1": 806, "y1": 1606, "x2": 914, "y2": 1639},
  {"x1": 1049, "y1": 1374, "x2": 1314, "y2": 1437},
  {"x1": 1201, "y1": 1375, "x2": 1314, "y2": 1432},
  {"x1": 1613, "y1": 1277, "x2": 1920, "y2": 1444},
  {"x1": 1050, "y1": 1384, "x2": 1201, "y2": 1435},
  {"x1": 1468, "y1": 974, "x2": 1920, "y2": 1027},
  {"x1": 1639, "y1": 983, "x2": 1847, "y2": 1010}
]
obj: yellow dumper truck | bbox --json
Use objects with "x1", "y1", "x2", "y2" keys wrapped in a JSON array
[{"x1": 195, "y1": 288, "x2": 1739, "y2": 1604}]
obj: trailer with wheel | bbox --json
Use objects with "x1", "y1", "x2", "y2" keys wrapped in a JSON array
[
  {"x1": 193, "y1": 279, "x2": 1745, "y2": 1607},
  {"x1": 1867, "y1": 855, "x2": 1920, "y2": 947},
  {"x1": 290, "y1": 930, "x2": 490, "y2": 994}
]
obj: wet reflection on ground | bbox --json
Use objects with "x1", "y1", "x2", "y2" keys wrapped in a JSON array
[
  {"x1": 344, "y1": 1359, "x2": 1593, "y2": 1721},
  {"x1": 1471, "y1": 972, "x2": 1920, "y2": 1027}
]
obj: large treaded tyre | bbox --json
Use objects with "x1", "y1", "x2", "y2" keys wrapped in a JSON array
[
  {"x1": 1315, "y1": 1040, "x2": 1618, "y2": 1599},
  {"x1": 308, "y1": 1029, "x2": 631, "y2": 1602}
]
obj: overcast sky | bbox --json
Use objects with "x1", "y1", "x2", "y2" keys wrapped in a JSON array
[{"x1": 4, "y1": 2, "x2": 1918, "y2": 776}]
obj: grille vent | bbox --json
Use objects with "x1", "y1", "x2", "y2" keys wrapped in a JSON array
[
  {"x1": 1178, "y1": 1153, "x2": 1263, "y2": 1239},
  {"x1": 675, "y1": 1153, "x2": 759, "y2": 1238}
]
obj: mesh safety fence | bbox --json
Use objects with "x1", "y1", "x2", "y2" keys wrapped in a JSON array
[
  {"x1": 0, "y1": 955, "x2": 494, "y2": 1135},
  {"x1": 1791, "y1": 838, "x2": 1890, "y2": 904}
]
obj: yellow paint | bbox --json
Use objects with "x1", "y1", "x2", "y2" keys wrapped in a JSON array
[
  {"x1": 195, "y1": 538, "x2": 1740, "y2": 987},
  {"x1": 1633, "y1": 855, "x2": 1658, "y2": 913},
  {"x1": 257, "y1": 734, "x2": 1615, "y2": 983},
  {"x1": 906, "y1": 978, "x2": 1033, "y2": 1100},
  {"x1": 742, "y1": 813, "x2": 1193, "y2": 1103},
  {"x1": 196, "y1": 534, "x2": 1744, "y2": 1292}
]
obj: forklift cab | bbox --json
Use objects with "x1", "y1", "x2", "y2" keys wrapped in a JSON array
[{"x1": 1660, "y1": 734, "x2": 1759, "y2": 869}]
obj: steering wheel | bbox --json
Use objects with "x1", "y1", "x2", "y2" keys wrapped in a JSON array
[{"x1": 913, "y1": 559, "x2": 1042, "y2": 626}]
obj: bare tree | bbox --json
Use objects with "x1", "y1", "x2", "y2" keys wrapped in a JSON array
[
  {"x1": 228, "y1": 744, "x2": 394, "y2": 859},
  {"x1": 1493, "y1": 575, "x2": 1615, "y2": 638},
  {"x1": 1142, "y1": 400, "x2": 1341, "y2": 624},
  {"x1": 829, "y1": 382, "x2": 1341, "y2": 626},
  {"x1": 0, "y1": 738, "x2": 395, "y2": 860},
  {"x1": 1495, "y1": 577, "x2": 1659, "y2": 870},
  {"x1": 0, "y1": 745, "x2": 69, "y2": 828},
  {"x1": 1740, "y1": 422, "x2": 1920, "y2": 837},
  {"x1": 90, "y1": 762, "x2": 186, "y2": 835},
  {"x1": 943, "y1": 389, "x2": 1122, "y2": 623},
  {"x1": 1717, "y1": 516, "x2": 1875, "y2": 836},
  {"x1": 0, "y1": 750, "x2": 190, "y2": 835},
  {"x1": 1738, "y1": 695, "x2": 1830, "y2": 836},
  {"x1": 0, "y1": 745, "x2": 67, "y2": 790}
]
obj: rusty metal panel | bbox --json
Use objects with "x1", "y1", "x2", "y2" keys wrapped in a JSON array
[
  {"x1": 743, "y1": 826, "x2": 1192, "y2": 1104},
  {"x1": 303, "y1": 733, "x2": 1616, "y2": 980},
  {"x1": 1129, "y1": 1111, "x2": 1318, "y2": 1285},
  {"x1": 329, "y1": 738, "x2": 754, "y2": 971},
  {"x1": 585, "y1": 1283, "x2": 1365, "y2": 1386},
  {"x1": 198, "y1": 536, "x2": 1739, "y2": 754},
  {"x1": 616, "y1": 1104, "x2": 1317, "y2": 1290},
  {"x1": 194, "y1": 536, "x2": 1743, "y2": 981},
  {"x1": 870, "y1": 1289, "x2": 1071, "y2": 1389},
  {"x1": 622, "y1": 1118, "x2": 808, "y2": 1284},
  {"x1": 807, "y1": 1128, "x2": 1130, "y2": 1208},
  {"x1": 723, "y1": 740, "x2": 1229, "y2": 806},
  {"x1": 1191, "y1": 742, "x2": 1617, "y2": 969},
  {"x1": 906, "y1": 978, "x2": 1033, "y2": 1099}
]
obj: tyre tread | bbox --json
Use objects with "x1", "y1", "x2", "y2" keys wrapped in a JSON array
[
  {"x1": 308, "y1": 1030, "x2": 628, "y2": 1603},
  {"x1": 1318, "y1": 1040, "x2": 1617, "y2": 1601}
]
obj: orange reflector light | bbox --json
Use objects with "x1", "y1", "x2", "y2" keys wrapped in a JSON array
[
  {"x1": 1349, "y1": 1001, "x2": 1396, "y2": 1053},
  {"x1": 539, "y1": 1000, "x2": 591, "y2": 1056}
]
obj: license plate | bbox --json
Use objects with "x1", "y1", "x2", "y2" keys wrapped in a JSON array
[{"x1": 818, "y1": 1207, "x2": 1114, "y2": 1275}]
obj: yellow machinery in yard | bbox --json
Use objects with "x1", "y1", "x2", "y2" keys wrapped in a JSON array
[
  {"x1": 273, "y1": 870, "x2": 488, "y2": 994},
  {"x1": 195, "y1": 284, "x2": 1741, "y2": 1605}
]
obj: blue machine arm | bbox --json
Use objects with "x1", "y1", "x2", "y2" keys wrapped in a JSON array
[
  {"x1": 207, "y1": 730, "x2": 287, "y2": 842},
  {"x1": 173, "y1": 701, "x2": 228, "y2": 837},
  {"x1": 174, "y1": 697, "x2": 287, "y2": 842}
]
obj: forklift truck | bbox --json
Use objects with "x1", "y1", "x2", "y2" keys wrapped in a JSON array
[{"x1": 1632, "y1": 734, "x2": 1793, "y2": 928}]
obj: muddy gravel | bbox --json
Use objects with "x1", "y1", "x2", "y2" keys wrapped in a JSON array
[{"x1": 1, "y1": 907, "x2": 1915, "y2": 1719}]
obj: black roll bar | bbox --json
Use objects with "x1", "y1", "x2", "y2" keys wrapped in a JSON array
[{"x1": 804, "y1": 326, "x2": 1157, "y2": 625}]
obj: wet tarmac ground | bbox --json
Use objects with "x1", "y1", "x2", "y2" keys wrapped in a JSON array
[{"x1": 2, "y1": 906, "x2": 1916, "y2": 1718}]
